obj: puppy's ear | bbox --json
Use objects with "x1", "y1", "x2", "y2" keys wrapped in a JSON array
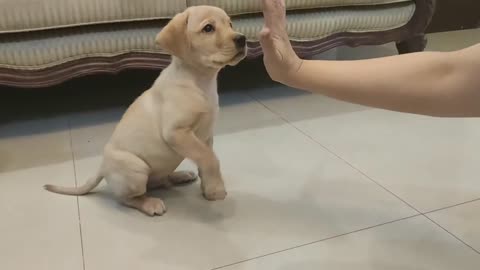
[{"x1": 155, "y1": 10, "x2": 189, "y2": 57}]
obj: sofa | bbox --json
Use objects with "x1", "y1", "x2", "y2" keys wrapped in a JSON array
[{"x1": 0, "y1": 0, "x2": 435, "y2": 88}]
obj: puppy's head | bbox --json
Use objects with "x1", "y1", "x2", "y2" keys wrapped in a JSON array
[{"x1": 155, "y1": 6, "x2": 247, "y2": 69}]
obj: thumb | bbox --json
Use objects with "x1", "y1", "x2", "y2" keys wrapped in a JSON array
[{"x1": 259, "y1": 27, "x2": 274, "y2": 53}]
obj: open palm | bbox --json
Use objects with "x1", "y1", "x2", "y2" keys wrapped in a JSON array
[{"x1": 259, "y1": 0, "x2": 302, "y2": 83}]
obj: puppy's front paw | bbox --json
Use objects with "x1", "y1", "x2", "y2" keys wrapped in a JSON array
[{"x1": 202, "y1": 184, "x2": 227, "y2": 201}]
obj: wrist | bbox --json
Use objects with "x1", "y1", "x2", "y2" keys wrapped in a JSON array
[{"x1": 280, "y1": 57, "x2": 303, "y2": 87}]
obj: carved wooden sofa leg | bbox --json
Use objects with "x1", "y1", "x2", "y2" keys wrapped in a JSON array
[{"x1": 396, "y1": 34, "x2": 428, "y2": 54}]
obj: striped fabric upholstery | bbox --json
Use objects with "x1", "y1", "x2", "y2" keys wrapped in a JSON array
[
  {"x1": 187, "y1": 0, "x2": 411, "y2": 15},
  {"x1": 0, "y1": 0, "x2": 412, "y2": 34},
  {"x1": 235, "y1": 2, "x2": 415, "y2": 41},
  {"x1": 0, "y1": 2, "x2": 415, "y2": 69},
  {"x1": 0, "y1": 0, "x2": 186, "y2": 34}
]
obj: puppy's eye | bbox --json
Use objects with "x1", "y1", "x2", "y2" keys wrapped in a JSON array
[
  {"x1": 202, "y1": 24, "x2": 215, "y2": 33},
  {"x1": 229, "y1": 22, "x2": 233, "y2": 28}
]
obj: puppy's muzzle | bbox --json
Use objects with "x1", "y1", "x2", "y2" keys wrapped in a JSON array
[{"x1": 233, "y1": 34, "x2": 247, "y2": 49}]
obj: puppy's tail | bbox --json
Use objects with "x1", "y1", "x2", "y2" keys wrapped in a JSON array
[{"x1": 44, "y1": 173, "x2": 103, "y2": 196}]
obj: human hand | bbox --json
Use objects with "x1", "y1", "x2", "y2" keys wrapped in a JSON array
[{"x1": 259, "y1": 0, "x2": 303, "y2": 85}]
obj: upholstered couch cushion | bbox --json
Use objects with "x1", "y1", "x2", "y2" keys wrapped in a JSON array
[
  {"x1": 0, "y1": 0, "x2": 186, "y2": 34},
  {"x1": 0, "y1": 0, "x2": 413, "y2": 34},
  {"x1": 187, "y1": 0, "x2": 411, "y2": 15},
  {"x1": 0, "y1": 2, "x2": 415, "y2": 69}
]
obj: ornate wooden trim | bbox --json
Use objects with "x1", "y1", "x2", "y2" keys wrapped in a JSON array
[
  {"x1": 0, "y1": 0, "x2": 435, "y2": 88},
  {"x1": 0, "y1": 53, "x2": 172, "y2": 88}
]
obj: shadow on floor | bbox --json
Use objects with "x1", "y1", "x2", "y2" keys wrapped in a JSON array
[
  {"x1": 0, "y1": 56, "x2": 359, "y2": 137},
  {"x1": 0, "y1": 59, "x2": 276, "y2": 123}
]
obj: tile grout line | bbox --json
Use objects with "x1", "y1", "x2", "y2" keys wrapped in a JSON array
[
  {"x1": 423, "y1": 198, "x2": 480, "y2": 215},
  {"x1": 284, "y1": 118, "x2": 480, "y2": 255},
  {"x1": 423, "y1": 215, "x2": 480, "y2": 254},
  {"x1": 68, "y1": 119, "x2": 86, "y2": 270},
  {"x1": 248, "y1": 93, "x2": 480, "y2": 256},
  {"x1": 248, "y1": 94, "x2": 421, "y2": 213},
  {"x1": 289, "y1": 121, "x2": 421, "y2": 212},
  {"x1": 290, "y1": 113, "x2": 480, "y2": 256},
  {"x1": 249, "y1": 93, "x2": 480, "y2": 215},
  {"x1": 211, "y1": 214, "x2": 421, "y2": 270}
]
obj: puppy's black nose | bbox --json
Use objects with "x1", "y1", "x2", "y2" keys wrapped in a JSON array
[{"x1": 234, "y1": 34, "x2": 246, "y2": 48}]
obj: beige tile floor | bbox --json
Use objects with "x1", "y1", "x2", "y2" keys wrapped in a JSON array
[{"x1": 1, "y1": 29, "x2": 479, "y2": 270}]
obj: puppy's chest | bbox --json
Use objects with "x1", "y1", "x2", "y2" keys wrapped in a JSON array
[{"x1": 194, "y1": 105, "x2": 219, "y2": 140}]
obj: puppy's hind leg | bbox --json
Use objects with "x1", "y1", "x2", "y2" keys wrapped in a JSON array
[
  {"x1": 168, "y1": 171, "x2": 198, "y2": 185},
  {"x1": 116, "y1": 174, "x2": 167, "y2": 216},
  {"x1": 106, "y1": 151, "x2": 167, "y2": 216},
  {"x1": 147, "y1": 171, "x2": 198, "y2": 190},
  {"x1": 122, "y1": 195, "x2": 167, "y2": 216}
]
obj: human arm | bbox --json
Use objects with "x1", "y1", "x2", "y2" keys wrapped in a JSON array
[{"x1": 260, "y1": 0, "x2": 480, "y2": 117}]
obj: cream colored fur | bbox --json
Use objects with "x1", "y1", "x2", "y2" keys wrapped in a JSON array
[{"x1": 44, "y1": 6, "x2": 247, "y2": 216}]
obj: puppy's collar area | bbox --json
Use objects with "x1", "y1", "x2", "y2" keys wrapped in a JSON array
[{"x1": 171, "y1": 56, "x2": 220, "y2": 81}]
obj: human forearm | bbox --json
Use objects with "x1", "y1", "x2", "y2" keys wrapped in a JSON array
[
  {"x1": 260, "y1": 0, "x2": 480, "y2": 117},
  {"x1": 284, "y1": 45, "x2": 480, "y2": 117}
]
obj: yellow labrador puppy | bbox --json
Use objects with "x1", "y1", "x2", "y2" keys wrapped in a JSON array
[{"x1": 44, "y1": 6, "x2": 247, "y2": 216}]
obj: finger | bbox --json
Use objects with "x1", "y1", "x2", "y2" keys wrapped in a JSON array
[
  {"x1": 261, "y1": 0, "x2": 274, "y2": 28},
  {"x1": 259, "y1": 28, "x2": 275, "y2": 53},
  {"x1": 262, "y1": 0, "x2": 285, "y2": 28},
  {"x1": 261, "y1": 0, "x2": 273, "y2": 13},
  {"x1": 259, "y1": 28, "x2": 271, "y2": 43},
  {"x1": 262, "y1": 0, "x2": 284, "y2": 13}
]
